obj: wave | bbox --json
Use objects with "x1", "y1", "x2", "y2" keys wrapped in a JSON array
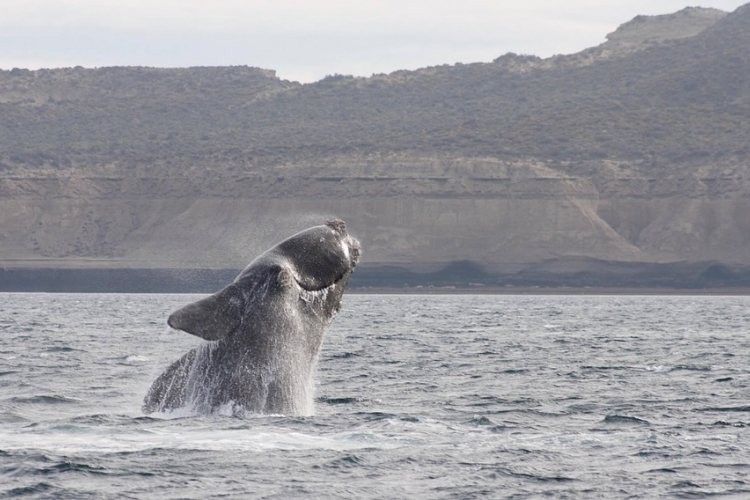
[
  {"x1": 316, "y1": 396, "x2": 360, "y2": 405},
  {"x1": 44, "y1": 346, "x2": 82, "y2": 353},
  {"x1": 3, "y1": 481, "x2": 55, "y2": 497},
  {"x1": 6, "y1": 395, "x2": 80, "y2": 405},
  {"x1": 602, "y1": 415, "x2": 651, "y2": 425},
  {"x1": 697, "y1": 406, "x2": 750, "y2": 413}
]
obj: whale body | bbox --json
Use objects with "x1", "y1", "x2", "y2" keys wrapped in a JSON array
[{"x1": 142, "y1": 218, "x2": 361, "y2": 416}]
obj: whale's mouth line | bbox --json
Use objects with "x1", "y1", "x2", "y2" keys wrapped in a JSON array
[{"x1": 294, "y1": 269, "x2": 349, "y2": 293}]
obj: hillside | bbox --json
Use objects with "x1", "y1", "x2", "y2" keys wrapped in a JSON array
[{"x1": 1, "y1": 4, "x2": 750, "y2": 289}]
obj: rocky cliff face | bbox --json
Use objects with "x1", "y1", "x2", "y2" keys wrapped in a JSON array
[{"x1": 1, "y1": 4, "x2": 749, "y2": 282}]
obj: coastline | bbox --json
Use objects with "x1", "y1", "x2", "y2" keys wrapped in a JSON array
[
  {"x1": 2, "y1": 266, "x2": 750, "y2": 295},
  {"x1": 350, "y1": 286, "x2": 750, "y2": 296}
]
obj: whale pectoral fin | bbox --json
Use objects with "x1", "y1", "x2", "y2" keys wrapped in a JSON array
[{"x1": 167, "y1": 285, "x2": 244, "y2": 340}]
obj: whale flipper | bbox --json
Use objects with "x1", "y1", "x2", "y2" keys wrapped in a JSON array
[{"x1": 167, "y1": 285, "x2": 244, "y2": 340}]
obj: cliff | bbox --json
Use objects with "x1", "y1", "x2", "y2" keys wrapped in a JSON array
[{"x1": 1, "y1": 4, "x2": 750, "y2": 288}]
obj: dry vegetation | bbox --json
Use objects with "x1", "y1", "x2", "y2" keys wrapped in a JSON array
[{"x1": 0, "y1": 6, "x2": 748, "y2": 178}]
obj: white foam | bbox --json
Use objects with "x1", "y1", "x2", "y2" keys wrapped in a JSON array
[
  {"x1": 646, "y1": 365, "x2": 671, "y2": 373},
  {"x1": 0, "y1": 426, "x2": 407, "y2": 455},
  {"x1": 125, "y1": 355, "x2": 149, "y2": 363}
]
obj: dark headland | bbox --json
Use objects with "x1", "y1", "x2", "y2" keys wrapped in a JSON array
[{"x1": 2, "y1": 4, "x2": 750, "y2": 293}]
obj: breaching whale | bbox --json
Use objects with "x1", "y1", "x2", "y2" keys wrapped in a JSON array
[{"x1": 142, "y1": 218, "x2": 361, "y2": 416}]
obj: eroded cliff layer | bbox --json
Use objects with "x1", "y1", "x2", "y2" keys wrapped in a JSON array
[{"x1": 2, "y1": 156, "x2": 749, "y2": 271}]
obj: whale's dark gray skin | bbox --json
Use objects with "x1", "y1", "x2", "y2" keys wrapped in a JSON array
[{"x1": 142, "y1": 219, "x2": 361, "y2": 416}]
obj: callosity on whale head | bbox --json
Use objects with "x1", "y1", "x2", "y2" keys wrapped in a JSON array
[{"x1": 143, "y1": 218, "x2": 361, "y2": 416}]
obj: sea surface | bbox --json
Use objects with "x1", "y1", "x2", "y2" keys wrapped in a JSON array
[{"x1": 2, "y1": 293, "x2": 750, "y2": 499}]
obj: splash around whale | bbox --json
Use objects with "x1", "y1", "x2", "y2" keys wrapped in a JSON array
[{"x1": 142, "y1": 219, "x2": 361, "y2": 416}]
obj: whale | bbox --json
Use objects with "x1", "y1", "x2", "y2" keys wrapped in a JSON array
[{"x1": 142, "y1": 218, "x2": 361, "y2": 416}]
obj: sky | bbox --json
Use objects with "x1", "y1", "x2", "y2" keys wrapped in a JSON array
[{"x1": 1, "y1": 0, "x2": 747, "y2": 83}]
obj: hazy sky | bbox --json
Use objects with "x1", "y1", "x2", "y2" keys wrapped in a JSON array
[{"x1": 1, "y1": 0, "x2": 747, "y2": 83}]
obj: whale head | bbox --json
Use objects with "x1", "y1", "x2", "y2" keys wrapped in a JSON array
[{"x1": 167, "y1": 218, "x2": 361, "y2": 341}]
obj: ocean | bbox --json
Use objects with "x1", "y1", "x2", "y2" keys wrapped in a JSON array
[{"x1": 1, "y1": 292, "x2": 750, "y2": 499}]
